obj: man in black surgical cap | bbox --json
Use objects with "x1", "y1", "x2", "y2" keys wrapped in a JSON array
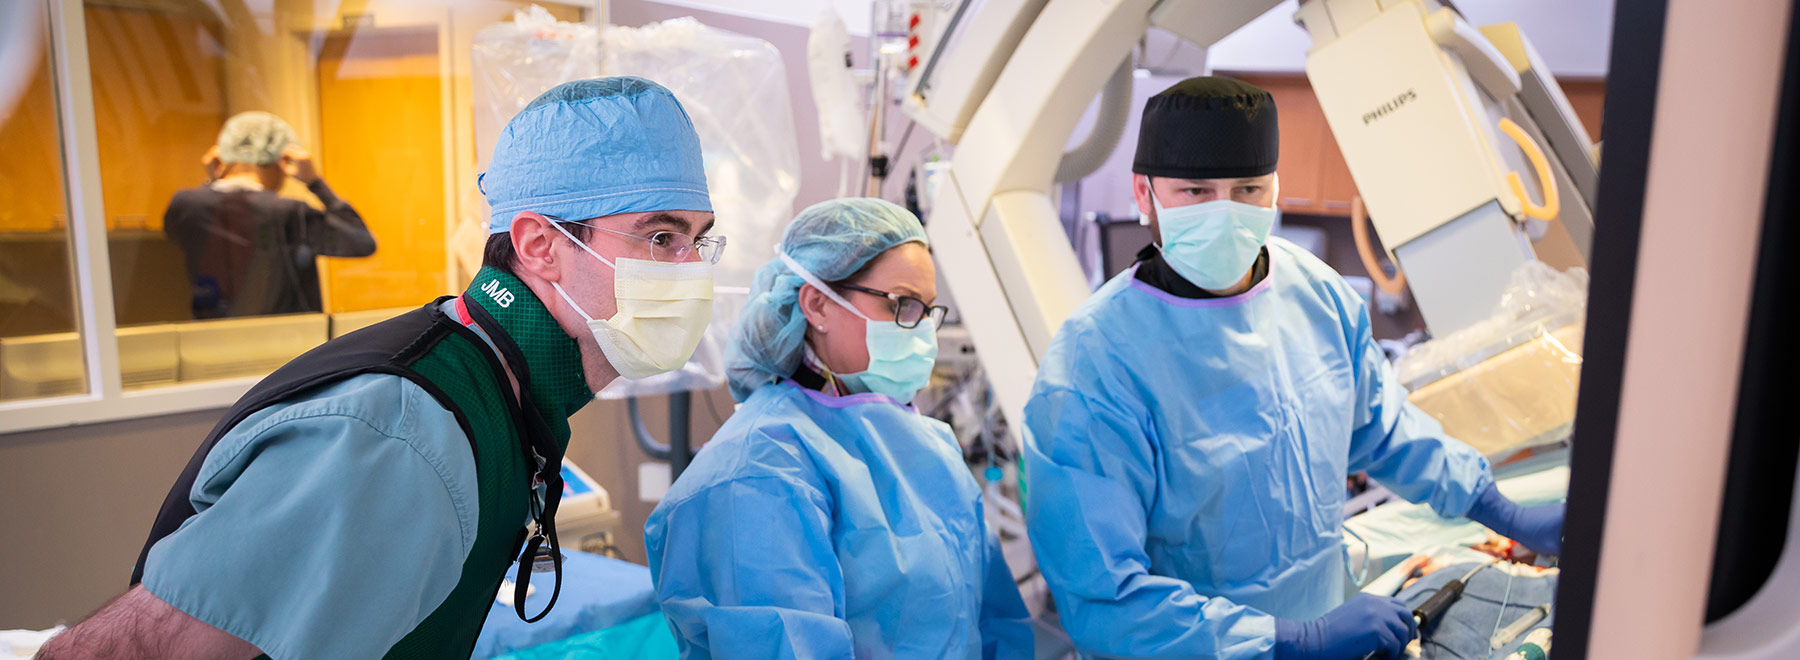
[{"x1": 1021, "y1": 77, "x2": 1565, "y2": 660}]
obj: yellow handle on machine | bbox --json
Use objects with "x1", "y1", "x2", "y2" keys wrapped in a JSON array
[
  {"x1": 1351, "y1": 196, "x2": 1409, "y2": 296},
  {"x1": 1498, "y1": 116, "x2": 1560, "y2": 221}
]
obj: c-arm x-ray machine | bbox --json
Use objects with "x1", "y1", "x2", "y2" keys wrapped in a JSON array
[
  {"x1": 902, "y1": 0, "x2": 1600, "y2": 442},
  {"x1": 899, "y1": 3, "x2": 1800, "y2": 658}
]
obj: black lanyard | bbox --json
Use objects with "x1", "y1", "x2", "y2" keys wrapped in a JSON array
[{"x1": 460, "y1": 294, "x2": 565, "y2": 623}]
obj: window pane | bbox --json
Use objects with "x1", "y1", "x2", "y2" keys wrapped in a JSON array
[
  {"x1": 83, "y1": 0, "x2": 578, "y2": 388},
  {"x1": 0, "y1": 5, "x2": 88, "y2": 402}
]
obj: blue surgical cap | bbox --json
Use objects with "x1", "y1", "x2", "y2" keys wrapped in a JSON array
[
  {"x1": 727, "y1": 198, "x2": 928, "y2": 400},
  {"x1": 481, "y1": 77, "x2": 711, "y2": 234}
]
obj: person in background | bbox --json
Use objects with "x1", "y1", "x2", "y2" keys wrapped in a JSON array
[
  {"x1": 1022, "y1": 77, "x2": 1565, "y2": 660},
  {"x1": 36, "y1": 77, "x2": 721, "y2": 660},
  {"x1": 164, "y1": 111, "x2": 375, "y2": 319},
  {"x1": 645, "y1": 198, "x2": 1033, "y2": 660}
]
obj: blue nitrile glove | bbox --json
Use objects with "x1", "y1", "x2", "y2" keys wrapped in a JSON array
[
  {"x1": 1273, "y1": 594, "x2": 1417, "y2": 660},
  {"x1": 1467, "y1": 482, "x2": 1565, "y2": 556}
]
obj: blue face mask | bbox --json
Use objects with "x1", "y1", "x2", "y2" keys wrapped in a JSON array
[
  {"x1": 833, "y1": 322, "x2": 937, "y2": 402},
  {"x1": 778, "y1": 250, "x2": 939, "y2": 402},
  {"x1": 1151, "y1": 186, "x2": 1278, "y2": 291}
]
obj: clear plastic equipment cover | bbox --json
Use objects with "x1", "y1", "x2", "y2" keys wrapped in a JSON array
[
  {"x1": 467, "y1": 12, "x2": 800, "y2": 399},
  {"x1": 462, "y1": 6, "x2": 603, "y2": 282},
  {"x1": 598, "y1": 17, "x2": 801, "y2": 398},
  {"x1": 1392, "y1": 261, "x2": 1588, "y2": 457}
]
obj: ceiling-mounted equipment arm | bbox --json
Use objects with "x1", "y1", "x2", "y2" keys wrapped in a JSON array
[
  {"x1": 1424, "y1": 6, "x2": 1521, "y2": 98},
  {"x1": 1054, "y1": 55, "x2": 1134, "y2": 184}
]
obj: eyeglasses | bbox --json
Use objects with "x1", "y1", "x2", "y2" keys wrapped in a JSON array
[
  {"x1": 836, "y1": 283, "x2": 949, "y2": 329},
  {"x1": 545, "y1": 215, "x2": 727, "y2": 264}
]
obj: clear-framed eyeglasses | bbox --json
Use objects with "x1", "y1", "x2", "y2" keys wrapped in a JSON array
[{"x1": 546, "y1": 215, "x2": 727, "y2": 264}]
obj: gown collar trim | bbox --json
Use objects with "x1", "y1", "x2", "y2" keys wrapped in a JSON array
[
  {"x1": 782, "y1": 379, "x2": 913, "y2": 410},
  {"x1": 1125, "y1": 251, "x2": 1278, "y2": 309}
]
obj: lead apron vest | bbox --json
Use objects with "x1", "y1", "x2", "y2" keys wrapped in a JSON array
[{"x1": 130, "y1": 293, "x2": 569, "y2": 659}]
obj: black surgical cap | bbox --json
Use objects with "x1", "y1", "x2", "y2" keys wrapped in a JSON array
[{"x1": 1132, "y1": 76, "x2": 1279, "y2": 179}]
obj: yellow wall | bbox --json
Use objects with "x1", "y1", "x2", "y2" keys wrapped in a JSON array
[
  {"x1": 85, "y1": 5, "x2": 228, "y2": 232},
  {"x1": 0, "y1": 33, "x2": 81, "y2": 337},
  {"x1": 316, "y1": 28, "x2": 448, "y2": 312},
  {"x1": 0, "y1": 40, "x2": 68, "y2": 233}
]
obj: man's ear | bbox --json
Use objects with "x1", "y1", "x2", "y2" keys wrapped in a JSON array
[
  {"x1": 510, "y1": 211, "x2": 561, "y2": 283},
  {"x1": 1133, "y1": 174, "x2": 1154, "y2": 217}
]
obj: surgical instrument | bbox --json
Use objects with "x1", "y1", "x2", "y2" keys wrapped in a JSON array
[
  {"x1": 1363, "y1": 562, "x2": 1494, "y2": 660},
  {"x1": 1490, "y1": 603, "x2": 1550, "y2": 651},
  {"x1": 1414, "y1": 562, "x2": 1491, "y2": 629},
  {"x1": 1502, "y1": 628, "x2": 1552, "y2": 660}
]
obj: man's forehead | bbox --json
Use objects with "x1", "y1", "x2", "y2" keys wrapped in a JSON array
[
  {"x1": 588, "y1": 209, "x2": 715, "y2": 234},
  {"x1": 1158, "y1": 174, "x2": 1274, "y2": 187}
]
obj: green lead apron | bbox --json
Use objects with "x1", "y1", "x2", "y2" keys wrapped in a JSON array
[{"x1": 134, "y1": 267, "x2": 593, "y2": 659}]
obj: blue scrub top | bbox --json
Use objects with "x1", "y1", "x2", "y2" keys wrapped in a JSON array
[
  {"x1": 141, "y1": 298, "x2": 509, "y2": 659},
  {"x1": 1024, "y1": 237, "x2": 1493, "y2": 660},
  {"x1": 645, "y1": 381, "x2": 1033, "y2": 660},
  {"x1": 140, "y1": 373, "x2": 480, "y2": 660}
]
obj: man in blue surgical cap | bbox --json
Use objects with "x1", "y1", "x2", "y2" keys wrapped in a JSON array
[
  {"x1": 39, "y1": 77, "x2": 720, "y2": 660},
  {"x1": 1023, "y1": 77, "x2": 1565, "y2": 660}
]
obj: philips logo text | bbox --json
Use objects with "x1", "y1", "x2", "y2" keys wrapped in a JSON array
[{"x1": 1362, "y1": 89, "x2": 1419, "y2": 125}]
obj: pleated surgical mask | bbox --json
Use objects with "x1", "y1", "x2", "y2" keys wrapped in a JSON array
[
  {"x1": 547, "y1": 220, "x2": 714, "y2": 380},
  {"x1": 778, "y1": 249, "x2": 937, "y2": 402},
  {"x1": 1151, "y1": 186, "x2": 1277, "y2": 290}
]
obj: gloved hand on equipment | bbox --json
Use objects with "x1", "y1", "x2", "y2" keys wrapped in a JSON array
[
  {"x1": 1467, "y1": 482, "x2": 1565, "y2": 556},
  {"x1": 1274, "y1": 594, "x2": 1417, "y2": 660}
]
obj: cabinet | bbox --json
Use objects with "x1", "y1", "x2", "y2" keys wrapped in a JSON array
[
  {"x1": 1241, "y1": 74, "x2": 1358, "y2": 216},
  {"x1": 1560, "y1": 78, "x2": 1606, "y2": 142}
]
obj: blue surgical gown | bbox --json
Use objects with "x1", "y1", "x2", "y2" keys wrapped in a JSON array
[
  {"x1": 1024, "y1": 237, "x2": 1493, "y2": 660},
  {"x1": 645, "y1": 380, "x2": 1033, "y2": 660}
]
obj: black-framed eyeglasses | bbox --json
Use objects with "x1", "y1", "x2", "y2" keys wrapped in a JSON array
[
  {"x1": 836, "y1": 283, "x2": 948, "y2": 329},
  {"x1": 543, "y1": 215, "x2": 727, "y2": 264}
]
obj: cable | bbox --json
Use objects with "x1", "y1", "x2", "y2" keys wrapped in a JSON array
[
  {"x1": 702, "y1": 388, "x2": 728, "y2": 429},
  {"x1": 881, "y1": 119, "x2": 921, "y2": 200},
  {"x1": 1487, "y1": 568, "x2": 1517, "y2": 659}
]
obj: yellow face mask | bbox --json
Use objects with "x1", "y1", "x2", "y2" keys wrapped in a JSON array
[{"x1": 547, "y1": 222, "x2": 714, "y2": 380}]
